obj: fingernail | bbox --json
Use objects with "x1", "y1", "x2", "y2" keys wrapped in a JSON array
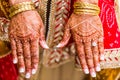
[
  {"x1": 100, "y1": 55, "x2": 104, "y2": 60},
  {"x1": 41, "y1": 41, "x2": 49, "y2": 49},
  {"x1": 84, "y1": 69, "x2": 89, "y2": 74},
  {"x1": 13, "y1": 59, "x2": 18, "y2": 64},
  {"x1": 91, "y1": 72, "x2": 96, "y2": 77},
  {"x1": 32, "y1": 69, "x2": 36, "y2": 74},
  {"x1": 96, "y1": 66, "x2": 101, "y2": 72},
  {"x1": 56, "y1": 43, "x2": 62, "y2": 48},
  {"x1": 25, "y1": 73, "x2": 31, "y2": 79},
  {"x1": 19, "y1": 68, "x2": 25, "y2": 73}
]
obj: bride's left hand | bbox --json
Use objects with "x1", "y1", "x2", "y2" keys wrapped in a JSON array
[{"x1": 57, "y1": 13, "x2": 104, "y2": 77}]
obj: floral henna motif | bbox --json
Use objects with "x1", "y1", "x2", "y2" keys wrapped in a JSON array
[
  {"x1": 57, "y1": 14, "x2": 104, "y2": 77},
  {"x1": 9, "y1": 10, "x2": 48, "y2": 78}
]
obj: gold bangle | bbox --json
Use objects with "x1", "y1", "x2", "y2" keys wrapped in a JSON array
[
  {"x1": 73, "y1": 2, "x2": 100, "y2": 15},
  {"x1": 9, "y1": 2, "x2": 35, "y2": 18},
  {"x1": 73, "y1": 2, "x2": 100, "y2": 10},
  {"x1": 74, "y1": 7, "x2": 100, "y2": 11},
  {"x1": 74, "y1": 9, "x2": 100, "y2": 13},
  {"x1": 74, "y1": 11, "x2": 99, "y2": 15},
  {"x1": 74, "y1": 9, "x2": 100, "y2": 15},
  {"x1": 74, "y1": 8, "x2": 100, "y2": 12}
]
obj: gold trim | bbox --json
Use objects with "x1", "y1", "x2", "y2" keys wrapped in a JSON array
[
  {"x1": 42, "y1": 0, "x2": 73, "y2": 68},
  {"x1": 75, "y1": 48, "x2": 120, "y2": 71},
  {"x1": 0, "y1": 40, "x2": 11, "y2": 58}
]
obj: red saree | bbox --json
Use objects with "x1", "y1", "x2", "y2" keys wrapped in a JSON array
[
  {"x1": 0, "y1": 55, "x2": 18, "y2": 80},
  {"x1": 99, "y1": 0, "x2": 120, "y2": 49}
]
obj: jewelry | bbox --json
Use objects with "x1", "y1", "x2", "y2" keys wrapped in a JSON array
[
  {"x1": 92, "y1": 42, "x2": 97, "y2": 47},
  {"x1": 74, "y1": 9, "x2": 100, "y2": 15},
  {"x1": 73, "y1": 2, "x2": 100, "y2": 11},
  {"x1": 73, "y1": 2, "x2": 100, "y2": 15},
  {"x1": 9, "y1": 2, "x2": 35, "y2": 18}
]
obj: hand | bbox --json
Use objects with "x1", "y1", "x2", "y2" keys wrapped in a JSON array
[
  {"x1": 9, "y1": 10, "x2": 49, "y2": 78},
  {"x1": 57, "y1": 14, "x2": 104, "y2": 77}
]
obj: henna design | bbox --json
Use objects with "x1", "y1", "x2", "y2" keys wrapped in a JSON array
[
  {"x1": 57, "y1": 13, "x2": 104, "y2": 77},
  {"x1": 9, "y1": 10, "x2": 48, "y2": 78}
]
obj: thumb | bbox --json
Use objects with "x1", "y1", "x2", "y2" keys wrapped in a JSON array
[
  {"x1": 39, "y1": 22, "x2": 49, "y2": 49},
  {"x1": 56, "y1": 23, "x2": 71, "y2": 48}
]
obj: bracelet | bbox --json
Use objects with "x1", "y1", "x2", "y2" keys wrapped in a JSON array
[
  {"x1": 73, "y1": 2, "x2": 100, "y2": 15},
  {"x1": 74, "y1": 10, "x2": 99, "y2": 15},
  {"x1": 74, "y1": 9, "x2": 100, "y2": 15},
  {"x1": 9, "y1": 2, "x2": 35, "y2": 18},
  {"x1": 73, "y1": 2, "x2": 100, "y2": 10}
]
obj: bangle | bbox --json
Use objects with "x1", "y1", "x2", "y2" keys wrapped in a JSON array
[
  {"x1": 74, "y1": 9, "x2": 100, "y2": 15},
  {"x1": 9, "y1": 2, "x2": 35, "y2": 18},
  {"x1": 73, "y1": 2, "x2": 100, "y2": 11},
  {"x1": 73, "y1": 2, "x2": 100, "y2": 15},
  {"x1": 74, "y1": 10, "x2": 99, "y2": 15}
]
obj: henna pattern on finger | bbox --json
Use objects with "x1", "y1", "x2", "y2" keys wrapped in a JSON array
[{"x1": 69, "y1": 14, "x2": 103, "y2": 75}]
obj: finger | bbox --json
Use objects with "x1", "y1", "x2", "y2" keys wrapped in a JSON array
[
  {"x1": 30, "y1": 39, "x2": 39, "y2": 75},
  {"x1": 56, "y1": 22, "x2": 71, "y2": 48},
  {"x1": 92, "y1": 40, "x2": 100, "y2": 72},
  {"x1": 23, "y1": 40, "x2": 31, "y2": 79},
  {"x1": 84, "y1": 41, "x2": 96, "y2": 77},
  {"x1": 39, "y1": 22, "x2": 49, "y2": 49},
  {"x1": 74, "y1": 34, "x2": 89, "y2": 74},
  {"x1": 98, "y1": 37, "x2": 104, "y2": 61},
  {"x1": 10, "y1": 38, "x2": 18, "y2": 64},
  {"x1": 16, "y1": 40, "x2": 25, "y2": 73}
]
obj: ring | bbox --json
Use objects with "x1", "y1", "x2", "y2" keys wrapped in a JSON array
[{"x1": 92, "y1": 42, "x2": 97, "y2": 47}]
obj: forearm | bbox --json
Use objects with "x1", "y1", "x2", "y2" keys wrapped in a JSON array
[
  {"x1": 9, "y1": 0, "x2": 31, "y2": 5},
  {"x1": 74, "y1": 0, "x2": 98, "y2": 4}
]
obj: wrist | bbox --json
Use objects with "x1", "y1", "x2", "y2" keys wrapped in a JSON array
[{"x1": 9, "y1": 0, "x2": 31, "y2": 5}]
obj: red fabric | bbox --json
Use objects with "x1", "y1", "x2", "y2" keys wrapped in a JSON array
[
  {"x1": 0, "y1": 54, "x2": 18, "y2": 80},
  {"x1": 99, "y1": 0, "x2": 120, "y2": 49}
]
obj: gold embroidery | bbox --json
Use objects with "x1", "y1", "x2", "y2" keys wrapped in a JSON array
[
  {"x1": 40, "y1": 0, "x2": 73, "y2": 67},
  {"x1": 0, "y1": 0, "x2": 9, "y2": 19},
  {"x1": 88, "y1": 68, "x2": 120, "y2": 80},
  {"x1": 75, "y1": 47, "x2": 120, "y2": 70},
  {"x1": 0, "y1": 18, "x2": 10, "y2": 41},
  {"x1": 0, "y1": 40, "x2": 11, "y2": 58}
]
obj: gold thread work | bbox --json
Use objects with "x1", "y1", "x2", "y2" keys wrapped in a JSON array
[{"x1": 9, "y1": 2, "x2": 35, "y2": 18}]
